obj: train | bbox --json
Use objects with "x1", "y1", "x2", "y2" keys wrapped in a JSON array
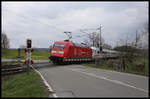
[{"x1": 49, "y1": 40, "x2": 93, "y2": 64}]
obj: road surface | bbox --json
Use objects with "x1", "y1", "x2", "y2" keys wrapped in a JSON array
[{"x1": 33, "y1": 63, "x2": 149, "y2": 97}]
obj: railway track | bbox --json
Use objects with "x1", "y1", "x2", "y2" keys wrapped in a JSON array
[{"x1": 1, "y1": 64, "x2": 30, "y2": 76}]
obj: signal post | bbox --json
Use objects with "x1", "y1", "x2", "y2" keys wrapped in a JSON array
[{"x1": 24, "y1": 39, "x2": 34, "y2": 75}]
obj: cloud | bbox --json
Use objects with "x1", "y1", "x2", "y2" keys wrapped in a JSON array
[{"x1": 2, "y1": 2, "x2": 148, "y2": 48}]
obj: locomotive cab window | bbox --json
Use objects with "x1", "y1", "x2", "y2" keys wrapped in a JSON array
[{"x1": 53, "y1": 44, "x2": 65, "y2": 49}]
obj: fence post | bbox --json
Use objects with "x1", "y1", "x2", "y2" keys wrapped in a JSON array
[
  {"x1": 143, "y1": 61, "x2": 145, "y2": 75},
  {"x1": 95, "y1": 58, "x2": 98, "y2": 66},
  {"x1": 122, "y1": 59, "x2": 125, "y2": 71}
]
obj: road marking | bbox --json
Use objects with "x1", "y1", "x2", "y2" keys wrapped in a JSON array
[
  {"x1": 69, "y1": 68, "x2": 148, "y2": 93},
  {"x1": 77, "y1": 64, "x2": 148, "y2": 79},
  {"x1": 31, "y1": 65, "x2": 57, "y2": 97},
  {"x1": 99, "y1": 68, "x2": 148, "y2": 79},
  {"x1": 112, "y1": 70, "x2": 145, "y2": 78}
]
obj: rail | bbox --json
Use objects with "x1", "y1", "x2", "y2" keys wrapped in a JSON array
[{"x1": 2, "y1": 64, "x2": 29, "y2": 76}]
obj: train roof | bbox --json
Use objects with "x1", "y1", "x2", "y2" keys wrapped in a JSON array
[
  {"x1": 103, "y1": 49, "x2": 120, "y2": 53},
  {"x1": 54, "y1": 41, "x2": 90, "y2": 48},
  {"x1": 54, "y1": 41, "x2": 72, "y2": 44},
  {"x1": 91, "y1": 46, "x2": 120, "y2": 53},
  {"x1": 72, "y1": 42, "x2": 89, "y2": 48}
]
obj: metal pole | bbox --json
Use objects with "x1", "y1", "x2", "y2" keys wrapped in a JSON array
[
  {"x1": 18, "y1": 48, "x2": 21, "y2": 62},
  {"x1": 135, "y1": 30, "x2": 138, "y2": 48},
  {"x1": 18, "y1": 48, "x2": 21, "y2": 57},
  {"x1": 99, "y1": 25, "x2": 102, "y2": 53},
  {"x1": 27, "y1": 59, "x2": 29, "y2": 75},
  {"x1": 99, "y1": 25, "x2": 101, "y2": 46},
  {"x1": 27, "y1": 48, "x2": 30, "y2": 75}
]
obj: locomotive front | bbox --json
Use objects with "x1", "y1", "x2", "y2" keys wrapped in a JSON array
[
  {"x1": 49, "y1": 41, "x2": 93, "y2": 64},
  {"x1": 49, "y1": 41, "x2": 71, "y2": 64}
]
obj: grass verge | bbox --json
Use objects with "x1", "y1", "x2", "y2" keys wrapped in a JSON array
[
  {"x1": 2, "y1": 71, "x2": 49, "y2": 97},
  {"x1": 140, "y1": 58, "x2": 149, "y2": 76},
  {"x1": 83, "y1": 58, "x2": 149, "y2": 77},
  {"x1": 2, "y1": 49, "x2": 50, "y2": 60}
]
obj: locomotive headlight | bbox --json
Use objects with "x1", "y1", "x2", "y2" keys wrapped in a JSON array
[
  {"x1": 51, "y1": 51, "x2": 56, "y2": 53},
  {"x1": 59, "y1": 51, "x2": 64, "y2": 56},
  {"x1": 59, "y1": 51, "x2": 64, "y2": 54}
]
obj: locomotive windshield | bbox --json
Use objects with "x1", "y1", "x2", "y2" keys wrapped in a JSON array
[{"x1": 53, "y1": 44, "x2": 65, "y2": 49}]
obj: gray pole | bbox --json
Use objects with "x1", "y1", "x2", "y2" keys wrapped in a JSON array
[
  {"x1": 99, "y1": 25, "x2": 102, "y2": 46},
  {"x1": 27, "y1": 48, "x2": 31, "y2": 75},
  {"x1": 99, "y1": 24, "x2": 102, "y2": 53},
  {"x1": 135, "y1": 30, "x2": 138, "y2": 48},
  {"x1": 17, "y1": 48, "x2": 21, "y2": 62},
  {"x1": 18, "y1": 48, "x2": 21, "y2": 57}
]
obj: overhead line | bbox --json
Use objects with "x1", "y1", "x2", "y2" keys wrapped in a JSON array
[
  {"x1": 4, "y1": 9, "x2": 64, "y2": 33},
  {"x1": 27, "y1": 5, "x2": 96, "y2": 36}
]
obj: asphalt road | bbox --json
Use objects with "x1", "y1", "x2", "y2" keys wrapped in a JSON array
[{"x1": 33, "y1": 63, "x2": 149, "y2": 97}]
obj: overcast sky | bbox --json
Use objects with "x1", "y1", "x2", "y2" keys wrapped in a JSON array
[{"x1": 2, "y1": 2, "x2": 148, "y2": 48}]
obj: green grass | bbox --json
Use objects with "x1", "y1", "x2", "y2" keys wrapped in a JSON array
[
  {"x1": 2, "y1": 49, "x2": 25, "y2": 59},
  {"x1": 83, "y1": 58, "x2": 149, "y2": 77},
  {"x1": 31, "y1": 51, "x2": 49, "y2": 60},
  {"x1": 2, "y1": 71, "x2": 49, "y2": 97},
  {"x1": 140, "y1": 58, "x2": 149, "y2": 76},
  {"x1": 2, "y1": 61, "x2": 12, "y2": 65},
  {"x1": 2, "y1": 61, "x2": 23, "y2": 66},
  {"x1": 2, "y1": 49, "x2": 50, "y2": 60}
]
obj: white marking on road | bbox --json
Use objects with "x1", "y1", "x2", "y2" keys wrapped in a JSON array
[
  {"x1": 72, "y1": 64, "x2": 148, "y2": 79},
  {"x1": 81, "y1": 65, "x2": 148, "y2": 79},
  {"x1": 106, "y1": 70, "x2": 148, "y2": 79},
  {"x1": 69, "y1": 68, "x2": 148, "y2": 93},
  {"x1": 31, "y1": 65, "x2": 57, "y2": 97}
]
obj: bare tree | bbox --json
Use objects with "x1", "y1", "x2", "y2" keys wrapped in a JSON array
[
  {"x1": 140, "y1": 22, "x2": 148, "y2": 49},
  {"x1": 114, "y1": 22, "x2": 148, "y2": 71},
  {"x1": 84, "y1": 32, "x2": 104, "y2": 47},
  {"x1": 1, "y1": 32, "x2": 10, "y2": 49},
  {"x1": 138, "y1": 22, "x2": 149, "y2": 58}
]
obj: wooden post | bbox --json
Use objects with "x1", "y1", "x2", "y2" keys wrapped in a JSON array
[{"x1": 18, "y1": 48, "x2": 21, "y2": 57}]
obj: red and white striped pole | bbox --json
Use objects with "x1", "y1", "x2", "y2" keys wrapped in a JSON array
[
  {"x1": 24, "y1": 48, "x2": 34, "y2": 64},
  {"x1": 24, "y1": 39, "x2": 34, "y2": 75}
]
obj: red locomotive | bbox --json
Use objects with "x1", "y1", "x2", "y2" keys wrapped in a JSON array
[{"x1": 49, "y1": 40, "x2": 92, "y2": 64}]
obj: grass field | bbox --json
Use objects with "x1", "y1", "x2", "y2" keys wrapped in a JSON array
[
  {"x1": 2, "y1": 71, "x2": 48, "y2": 97},
  {"x1": 2, "y1": 49, "x2": 50, "y2": 60},
  {"x1": 140, "y1": 58, "x2": 149, "y2": 76},
  {"x1": 83, "y1": 58, "x2": 149, "y2": 77}
]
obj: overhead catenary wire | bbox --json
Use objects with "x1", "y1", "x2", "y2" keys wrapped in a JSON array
[
  {"x1": 4, "y1": 8, "x2": 87, "y2": 40},
  {"x1": 3, "y1": 8, "x2": 88, "y2": 45},
  {"x1": 3, "y1": 8, "x2": 100, "y2": 43},
  {"x1": 28, "y1": 4, "x2": 84, "y2": 33},
  {"x1": 4, "y1": 5, "x2": 86, "y2": 34},
  {"x1": 4, "y1": 9, "x2": 64, "y2": 33},
  {"x1": 24, "y1": 4, "x2": 99, "y2": 39}
]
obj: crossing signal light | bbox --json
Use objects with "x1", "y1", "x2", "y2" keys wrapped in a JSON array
[{"x1": 27, "y1": 39, "x2": 32, "y2": 48}]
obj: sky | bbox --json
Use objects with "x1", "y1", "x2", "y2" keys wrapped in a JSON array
[{"x1": 2, "y1": 1, "x2": 148, "y2": 48}]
